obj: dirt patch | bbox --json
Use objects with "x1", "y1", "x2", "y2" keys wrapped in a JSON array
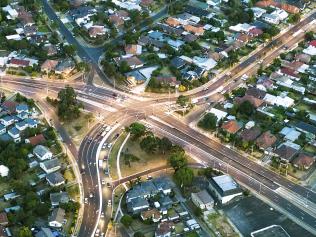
[{"x1": 62, "y1": 112, "x2": 96, "y2": 147}]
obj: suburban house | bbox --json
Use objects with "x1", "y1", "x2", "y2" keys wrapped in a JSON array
[
  {"x1": 128, "y1": 197, "x2": 150, "y2": 213},
  {"x1": 208, "y1": 174, "x2": 243, "y2": 204},
  {"x1": 292, "y1": 153, "x2": 315, "y2": 170},
  {"x1": 191, "y1": 190, "x2": 214, "y2": 210},
  {"x1": 273, "y1": 141, "x2": 301, "y2": 162},
  {"x1": 35, "y1": 227, "x2": 55, "y2": 237},
  {"x1": 55, "y1": 59, "x2": 75, "y2": 76},
  {"x1": 41, "y1": 59, "x2": 59, "y2": 73},
  {"x1": 141, "y1": 208, "x2": 162, "y2": 223},
  {"x1": 33, "y1": 145, "x2": 53, "y2": 161},
  {"x1": 50, "y1": 192, "x2": 69, "y2": 207},
  {"x1": 40, "y1": 158, "x2": 61, "y2": 174},
  {"x1": 25, "y1": 134, "x2": 46, "y2": 146},
  {"x1": 46, "y1": 172, "x2": 65, "y2": 187},
  {"x1": 256, "y1": 131, "x2": 277, "y2": 150},
  {"x1": 48, "y1": 208, "x2": 66, "y2": 228},
  {"x1": 0, "y1": 212, "x2": 8, "y2": 226},
  {"x1": 125, "y1": 44, "x2": 142, "y2": 56},
  {"x1": 0, "y1": 116, "x2": 15, "y2": 127},
  {"x1": 240, "y1": 127, "x2": 261, "y2": 142},
  {"x1": 8, "y1": 127, "x2": 21, "y2": 143},
  {"x1": 221, "y1": 120, "x2": 243, "y2": 134},
  {"x1": 155, "y1": 221, "x2": 174, "y2": 237}
]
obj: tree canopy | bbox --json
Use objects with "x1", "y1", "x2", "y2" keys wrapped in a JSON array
[
  {"x1": 128, "y1": 122, "x2": 146, "y2": 140},
  {"x1": 198, "y1": 113, "x2": 217, "y2": 131},
  {"x1": 57, "y1": 86, "x2": 83, "y2": 121}
]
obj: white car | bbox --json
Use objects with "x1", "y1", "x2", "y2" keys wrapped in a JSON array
[
  {"x1": 107, "y1": 143, "x2": 112, "y2": 149},
  {"x1": 89, "y1": 193, "x2": 94, "y2": 198},
  {"x1": 101, "y1": 179, "x2": 106, "y2": 185},
  {"x1": 101, "y1": 212, "x2": 104, "y2": 218},
  {"x1": 108, "y1": 200, "x2": 112, "y2": 207},
  {"x1": 95, "y1": 229, "x2": 100, "y2": 237},
  {"x1": 84, "y1": 198, "x2": 88, "y2": 204}
]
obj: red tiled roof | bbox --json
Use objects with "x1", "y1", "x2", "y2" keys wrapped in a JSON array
[
  {"x1": 221, "y1": 120, "x2": 242, "y2": 134},
  {"x1": 10, "y1": 58, "x2": 30, "y2": 66},
  {"x1": 165, "y1": 17, "x2": 181, "y2": 27},
  {"x1": 27, "y1": 134, "x2": 46, "y2": 146},
  {"x1": 249, "y1": 28, "x2": 263, "y2": 36},
  {"x1": 2, "y1": 101, "x2": 18, "y2": 114},
  {"x1": 256, "y1": 131, "x2": 277, "y2": 149},
  {"x1": 183, "y1": 24, "x2": 204, "y2": 36},
  {"x1": 255, "y1": 1, "x2": 299, "y2": 14},
  {"x1": 292, "y1": 153, "x2": 315, "y2": 169},
  {"x1": 236, "y1": 95, "x2": 264, "y2": 108},
  {"x1": 280, "y1": 67, "x2": 299, "y2": 78},
  {"x1": 310, "y1": 40, "x2": 316, "y2": 47}
]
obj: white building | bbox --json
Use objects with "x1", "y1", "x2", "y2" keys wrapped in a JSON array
[
  {"x1": 208, "y1": 108, "x2": 227, "y2": 124},
  {"x1": 33, "y1": 145, "x2": 53, "y2": 161},
  {"x1": 263, "y1": 93, "x2": 294, "y2": 108},
  {"x1": 192, "y1": 56, "x2": 217, "y2": 71},
  {"x1": 48, "y1": 208, "x2": 65, "y2": 228},
  {"x1": 191, "y1": 190, "x2": 214, "y2": 210},
  {"x1": 0, "y1": 165, "x2": 9, "y2": 177},
  {"x1": 208, "y1": 175, "x2": 243, "y2": 204},
  {"x1": 251, "y1": 7, "x2": 266, "y2": 18}
]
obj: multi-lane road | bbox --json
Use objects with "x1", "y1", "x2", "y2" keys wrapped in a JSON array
[{"x1": 2, "y1": 3, "x2": 316, "y2": 237}]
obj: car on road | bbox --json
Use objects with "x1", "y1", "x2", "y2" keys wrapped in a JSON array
[
  {"x1": 89, "y1": 193, "x2": 94, "y2": 198},
  {"x1": 101, "y1": 179, "x2": 105, "y2": 185},
  {"x1": 102, "y1": 143, "x2": 107, "y2": 149},
  {"x1": 108, "y1": 200, "x2": 111, "y2": 207},
  {"x1": 104, "y1": 170, "x2": 109, "y2": 175},
  {"x1": 103, "y1": 156, "x2": 108, "y2": 161},
  {"x1": 107, "y1": 143, "x2": 112, "y2": 149},
  {"x1": 107, "y1": 182, "x2": 111, "y2": 188},
  {"x1": 84, "y1": 198, "x2": 88, "y2": 204},
  {"x1": 95, "y1": 229, "x2": 100, "y2": 236},
  {"x1": 101, "y1": 212, "x2": 104, "y2": 218}
]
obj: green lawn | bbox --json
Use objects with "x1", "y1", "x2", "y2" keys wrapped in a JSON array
[
  {"x1": 38, "y1": 25, "x2": 50, "y2": 32},
  {"x1": 108, "y1": 132, "x2": 128, "y2": 180},
  {"x1": 119, "y1": 138, "x2": 169, "y2": 177}
]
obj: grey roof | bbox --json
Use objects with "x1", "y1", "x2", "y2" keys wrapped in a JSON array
[
  {"x1": 153, "y1": 177, "x2": 172, "y2": 191},
  {"x1": 160, "y1": 195, "x2": 173, "y2": 207},
  {"x1": 130, "y1": 197, "x2": 149, "y2": 208},
  {"x1": 125, "y1": 70, "x2": 146, "y2": 82},
  {"x1": 127, "y1": 180, "x2": 158, "y2": 201},
  {"x1": 296, "y1": 121, "x2": 316, "y2": 135},
  {"x1": 46, "y1": 172, "x2": 65, "y2": 185},
  {"x1": 0, "y1": 134, "x2": 12, "y2": 142},
  {"x1": 41, "y1": 158, "x2": 60, "y2": 171},
  {"x1": 8, "y1": 127, "x2": 19, "y2": 136},
  {"x1": 49, "y1": 207, "x2": 65, "y2": 223},
  {"x1": 55, "y1": 58, "x2": 75, "y2": 72},
  {"x1": 16, "y1": 104, "x2": 29, "y2": 112},
  {"x1": 33, "y1": 145, "x2": 51, "y2": 157},
  {"x1": 35, "y1": 227, "x2": 55, "y2": 237},
  {"x1": 50, "y1": 192, "x2": 69, "y2": 205},
  {"x1": 185, "y1": 5, "x2": 209, "y2": 17},
  {"x1": 170, "y1": 57, "x2": 186, "y2": 69},
  {"x1": 209, "y1": 175, "x2": 242, "y2": 197},
  {"x1": 193, "y1": 190, "x2": 214, "y2": 204}
]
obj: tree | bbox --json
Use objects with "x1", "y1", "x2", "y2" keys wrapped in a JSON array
[
  {"x1": 128, "y1": 122, "x2": 146, "y2": 140},
  {"x1": 119, "y1": 61, "x2": 131, "y2": 73},
  {"x1": 168, "y1": 151, "x2": 187, "y2": 171},
  {"x1": 63, "y1": 45, "x2": 76, "y2": 57},
  {"x1": 238, "y1": 101, "x2": 254, "y2": 116},
  {"x1": 57, "y1": 86, "x2": 83, "y2": 121},
  {"x1": 121, "y1": 215, "x2": 133, "y2": 227},
  {"x1": 305, "y1": 31, "x2": 314, "y2": 41},
  {"x1": 198, "y1": 113, "x2": 217, "y2": 131},
  {"x1": 173, "y1": 167, "x2": 194, "y2": 187},
  {"x1": 18, "y1": 227, "x2": 32, "y2": 237},
  {"x1": 288, "y1": 13, "x2": 300, "y2": 23},
  {"x1": 140, "y1": 135, "x2": 159, "y2": 153},
  {"x1": 177, "y1": 95, "x2": 190, "y2": 107},
  {"x1": 159, "y1": 137, "x2": 172, "y2": 154}
]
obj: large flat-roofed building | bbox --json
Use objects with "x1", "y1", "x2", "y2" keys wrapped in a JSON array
[{"x1": 208, "y1": 174, "x2": 243, "y2": 204}]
